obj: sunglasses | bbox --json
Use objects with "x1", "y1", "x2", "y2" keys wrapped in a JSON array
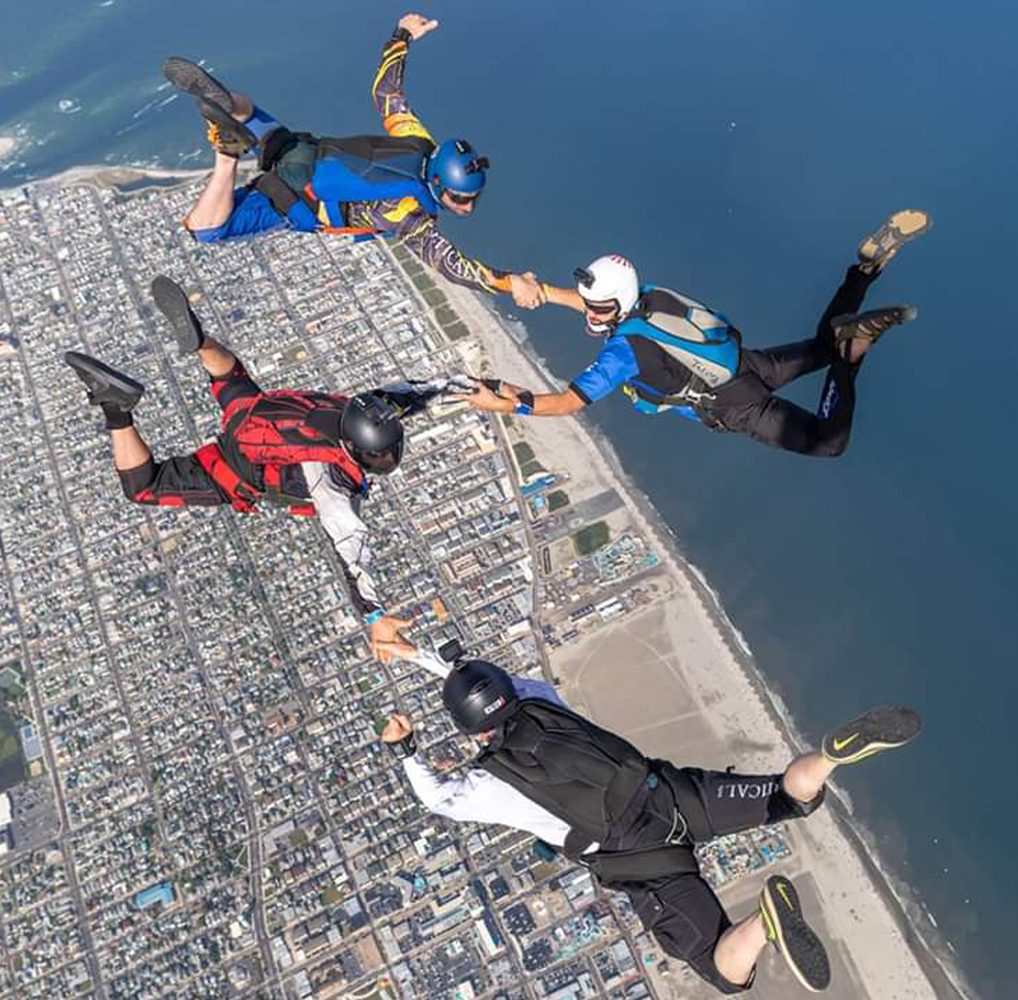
[
  {"x1": 445, "y1": 190, "x2": 480, "y2": 206},
  {"x1": 583, "y1": 300, "x2": 618, "y2": 316}
]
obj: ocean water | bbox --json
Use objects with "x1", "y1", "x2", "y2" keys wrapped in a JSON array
[{"x1": 2, "y1": 0, "x2": 1016, "y2": 995}]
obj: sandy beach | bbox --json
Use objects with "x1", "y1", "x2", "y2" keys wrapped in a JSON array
[{"x1": 425, "y1": 269, "x2": 969, "y2": 1000}]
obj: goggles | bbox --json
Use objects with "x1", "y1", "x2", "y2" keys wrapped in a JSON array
[
  {"x1": 582, "y1": 300, "x2": 619, "y2": 316},
  {"x1": 352, "y1": 440, "x2": 403, "y2": 475},
  {"x1": 445, "y1": 189, "x2": 481, "y2": 206}
]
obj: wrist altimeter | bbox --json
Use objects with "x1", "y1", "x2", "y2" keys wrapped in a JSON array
[{"x1": 386, "y1": 731, "x2": 418, "y2": 759}]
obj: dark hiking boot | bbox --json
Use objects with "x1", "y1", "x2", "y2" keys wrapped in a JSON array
[
  {"x1": 858, "y1": 209, "x2": 933, "y2": 274},
  {"x1": 162, "y1": 57, "x2": 234, "y2": 114},
  {"x1": 198, "y1": 97, "x2": 256, "y2": 157},
  {"x1": 150, "y1": 276, "x2": 205, "y2": 356},
  {"x1": 832, "y1": 305, "x2": 918, "y2": 349},
  {"x1": 760, "y1": 876, "x2": 831, "y2": 992},
  {"x1": 65, "y1": 352, "x2": 145, "y2": 411},
  {"x1": 822, "y1": 705, "x2": 922, "y2": 765}
]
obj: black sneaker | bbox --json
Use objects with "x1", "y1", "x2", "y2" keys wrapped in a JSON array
[
  {"x1": 197, "y1": 97, "x2": 257, "y2": 157},
  {"x1": 162, "y1": 57, "x2": 234, "y2": 114},
  {"x1": 150, "y1": 276, "x2": 205, "y2": 356},
  {"x1": 822, "y1": 705, "x2": 922, "y2": 765},
  {"x1": 832, "y1": 305, "x2": 918, "y2": 347},
  {"x1": 760, "y1": 876, "x2": 831, "y2": 993},
  {"x1": 65, "y1": 352, "x2": 145, "y2": 410}
]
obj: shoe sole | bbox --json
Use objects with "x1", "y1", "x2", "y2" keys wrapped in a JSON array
[
  {"x1": 822, "y1": 705, "x2": 922, "y2": 764},
  {"x1": 197, "y1": 98, "x2": 257, "y2": 153},
  {"x1": 163, "y1": 57, "x2": 234, "y2": 113},
  {"x1": 760, "y1": 876, "x2": 831, "y2": 993},
  {"x1": 65, "y1": 351, "x2": 145, "y2": 408},
  {"x1": 859, "y1": 209, "x2": 933, "y2": 268},
  {"x1": 150, "y1": 276, "x2": 204, "y2": 356},
  {"x1": 831, "y1": 305, "x2": 918, "y2": 344}
]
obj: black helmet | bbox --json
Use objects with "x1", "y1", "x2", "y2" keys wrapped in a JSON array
[
  {"x1": 442, "y1": 659, "x2": 520, "y2": 735},
  {"x1": 340, "y1": 393, "x2": 404, "y2": 475}
]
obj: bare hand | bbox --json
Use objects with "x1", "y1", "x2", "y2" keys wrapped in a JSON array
[
  {"x1": 381, "y1": 713, "x2": 413, "y2": 743},
  {"x1": 374, "y1": 637, "x2": 420, "y2": 663},
  {"x1": 398, "y1": 13, "x2": 439, "y2": 39},
  {"x1": 498, "y1": 381, "x2": 525, "y2": 401},
  {"x1": 453, "y1": 379, "x2": 513, "y2": 413},
  {"x1": 370, "y1": 616, "x2": 412, "y2": 661},
  {"x1": 509, "y1": 272, "x2": 546, "y2": 310}
]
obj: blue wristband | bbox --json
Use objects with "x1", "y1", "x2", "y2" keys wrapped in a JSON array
[
  {"x1": 364, "y1": 610, "x2": 385, "y2": 624},
  {"x1": 514, "y1": 402, "x2": 533, "y2": 416}
]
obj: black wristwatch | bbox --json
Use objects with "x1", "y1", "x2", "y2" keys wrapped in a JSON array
[
  {"x1": 393, "y1": 26, "x2": 413, "y2": 43},
  {"x1": 386, "y1": 731, "x2": 418, "y2": 759}
]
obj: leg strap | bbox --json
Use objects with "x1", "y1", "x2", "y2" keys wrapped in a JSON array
[
  {"x1": 582, "y1": 842, "x2": 700, "y2": 883},
  {"x1": 194, "y1": 442, "x2": 261, "y2": 513}
]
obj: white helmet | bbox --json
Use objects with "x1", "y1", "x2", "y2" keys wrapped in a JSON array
[{"x1": 574, "y1": 255, "x2": 640, "y2": 334}]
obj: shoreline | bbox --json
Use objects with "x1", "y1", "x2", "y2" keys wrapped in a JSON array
[
  {"x1": 5, "y1": 163, "x2": 976, "y2": 1000},
  {"x1": 443, "y1": 291, "x2": 975, "y2": 1000},
  {"x1": 0, "y1": 162, "x2": 214, "y2": 197}
]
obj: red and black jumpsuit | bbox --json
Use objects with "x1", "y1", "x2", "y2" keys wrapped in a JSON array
[{"x1": 119, "y1": 362, "x2": 393, "y2": 614}]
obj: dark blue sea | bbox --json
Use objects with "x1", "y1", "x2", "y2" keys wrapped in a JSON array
[{"x1": 3, "y1": 1, "x2": 1015, "y2": 995}]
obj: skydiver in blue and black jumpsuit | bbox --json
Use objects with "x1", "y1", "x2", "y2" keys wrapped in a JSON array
[
  {"x1": 163, "y1": 13, "x2": 543, "y2": 308},
  {"x1": 463, "y1": 212, "x2": 932, "y2": 459}
]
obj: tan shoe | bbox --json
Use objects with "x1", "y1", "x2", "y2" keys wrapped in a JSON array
[{"x1": 858, "y1": 209, "x2": 933, "y2": 273}]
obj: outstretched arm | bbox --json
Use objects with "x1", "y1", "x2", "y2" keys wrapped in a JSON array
[
  {"x1": 539, "y1": 282, "x2": 587, "y2": 313},
  {"x1": 374, "y1": 638, "x2": 450, "y2": 677},
  {"x1": 381, "y1": 713, "x2": 518, "y2": 823},
  {"x1": 304, "y1": 464, "x2": 381, "y2": 612},
  {"x1": 461, "y1": 335, "x2": 641, "y2": 415},
  {"x1": 303, "y1": 463, "x2": 410, "y2": 653},
  {"x1": 372, "y1": 14, "x2": 439, "y2": 141},
  {"x1": 372, "y1": 374, "x2": 475, "y2": 421},
  {"x1": 457, "y1": 379, "x2": 588, "y2": 417},
  {"x1": 386, "y1": 212, "x2": 543, "y2": 306}
]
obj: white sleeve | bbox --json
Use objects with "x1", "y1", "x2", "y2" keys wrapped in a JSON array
[
  {"x1": 402, "y1": 756, "x2": 501, "y2": 824},
  {"x1": 410, "y1": 648, "x2": 453, "y2": 679},
  {"x1": 302, "y1": 461, "x2": 381, "y2": 612}
]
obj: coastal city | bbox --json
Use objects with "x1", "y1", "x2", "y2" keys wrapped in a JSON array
[{"x1": 0, "y1": 167, "x2": 877, "y2": 1000}]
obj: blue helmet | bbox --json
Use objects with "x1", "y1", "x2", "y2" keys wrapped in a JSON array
[{"x1": 426, "y1": 139, "x2": 489, "y2": 204}]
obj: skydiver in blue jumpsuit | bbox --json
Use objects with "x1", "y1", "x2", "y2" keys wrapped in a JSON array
[
  {"x1": 462, "y1": 211, "x2": 932, "y2": 458},
  {"x1": 162, "y1": 13, "x2": 543, "y2": 308}
]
